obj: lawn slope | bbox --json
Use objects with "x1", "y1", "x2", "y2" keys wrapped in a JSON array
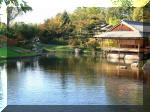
[{"x1": 0, "y1": 47, "x2": 36, "y2": 59}]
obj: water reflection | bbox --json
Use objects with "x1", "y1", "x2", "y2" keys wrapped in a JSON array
[
  {"x1": 0, "y1": 63, "x2": 7, "y2": 111},
  {"x1": 4, "y1": 54, "x2": 150, "y2": 105}
]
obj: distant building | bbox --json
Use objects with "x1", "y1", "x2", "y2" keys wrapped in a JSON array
[{"x1": 95, "y1": 20, "x2": 150, "y2": 60}]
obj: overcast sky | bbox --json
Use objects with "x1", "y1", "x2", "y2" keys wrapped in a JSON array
[{"x1": 0, "y1": 0, "x2": 112, "y2": 24}]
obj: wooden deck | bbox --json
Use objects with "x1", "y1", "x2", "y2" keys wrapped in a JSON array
[{"x1": 102, "y1": 47, "x2": 150, "y2": 53}]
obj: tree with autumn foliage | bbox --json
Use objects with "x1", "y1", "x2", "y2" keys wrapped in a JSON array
[{"x1": 39, "y1": 12, "x2": 74, "y2": 44}]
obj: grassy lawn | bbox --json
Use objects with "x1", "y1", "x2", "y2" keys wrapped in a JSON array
[
  {"x1": 39, "y1": 44, "x2": 102, "y2": 53},
  {"x1": 38, "y1": 45, "x2": 74, "y2": 52},
  {"x1": 0, "y1": 45, "x2": 102, "y2": 59},
  {"x1": 0, "y1": 47, "x2": 36, "y2": 59}
]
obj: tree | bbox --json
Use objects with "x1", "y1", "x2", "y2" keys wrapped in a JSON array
[
  {"x1": 106, "y1": 0, "x2": 134, "y2": 25},
  {"x1": 111, "y1": 0, "x2": 133, "y2": 7},
  {"x1": 70, "y1": 7, "x2": 106, "y2": 38},
  {"x1": 0, "y1": 0, "x2": 29, "y2": 8},
  {"x1": 7, "y1": 2, "x2": 32, "y2": 28},
  {"x1": 61, "y1": 11, "x2": 70, "y2": 25},
  {"x1": 39, "y1": 12, "x2": 74, "y2": 44},
  {"x1": 18, "y1": 23, "x2": 40, "y2": 40},
  {"x1": 132, "y1": 7, "x2": 143, "y2": 21},
  {"x1": 0, "y1": 0, "x2": 32, "y2": 28}
]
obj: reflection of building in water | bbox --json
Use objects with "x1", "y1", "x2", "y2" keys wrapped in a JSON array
[
  {"x1": 96, "y1": 60, "x2": 143, "y2": 105},
  {"x1": 96, "y1": 59, "x2": 143, "y2": 80},
  {"x1": 104, "y1": 76, "x2": 143, "y2": 105},
  {"x1": 0, "y1": 64, "x2": 7, "y2": 111}
]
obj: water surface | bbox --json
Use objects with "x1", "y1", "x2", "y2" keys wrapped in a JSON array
[
  {"x1": 1, "y1": 53, "x2": 150, "y2": 105},
  {"x1": 0, "y1": 63, "x2": 7, "y2": 111}
]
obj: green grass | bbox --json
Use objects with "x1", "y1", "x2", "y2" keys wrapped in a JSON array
[
  {"x1": 39, "y1": 45, "x2": 74, "y2": 52},
  {"x1": 0, "y1": 47, "x2": 36, "y2": 59},
  {"x1": 38, "y1": 44, "x2": 102, "y2": 53},
  {"x1": 0, "y1": 60, "x2": 7, "y2": 64}
]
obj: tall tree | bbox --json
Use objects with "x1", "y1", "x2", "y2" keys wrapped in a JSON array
[
  {"x1": 0, "y1": 0, "x2": 32, "y2": 27},
  {"x1": 61, "y1": 11, "x2": 70, "y2": 25},
  {"x1": 70, "y1": 7, "x2": 106, "y2": 38},
  {"x1": 7, "y1": 5, "x2": 32, "y2": 27},
  {"x1": 106, "y1": 0, "x2": 134, "y2": 25},
  {"x1": 0, "y1": 0, "x2": 29, "y2": 8}
]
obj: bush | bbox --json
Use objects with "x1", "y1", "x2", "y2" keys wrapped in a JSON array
[
  {"x1": 86, "y1": 38, "x2": 99, "y2": 50},
  {"x1": 68, "y1": 38, "x2": 81, "y2": 48},
  {"x1": 39, "y1": 37, "x2": 67, "y2": 45}
]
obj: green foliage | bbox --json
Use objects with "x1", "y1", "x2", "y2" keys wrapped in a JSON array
[
  {"x1": 61, "y1": 11, "x2": 70, "y2": 25},
  {"x1": 106, "y1": 0, "x2": 134, "y2": 25},
  {"x1": 7, "y1": 6, "x2": 32, "y2": 27},
  {"x1": 105, "y1": 7, "x2": 134, "y2": 26},
  {"x1": 132, "y1": 7, "x2": 143, "y2": 21},
  {"x1": 0, "y1": 22, "x2": 7, "y2": 36},
  {"x1": 0, "y1": 0, "x2": 31, "y2": 8},
  {"x1": 70, "y1": 7, "x2": 106, "y2": 38},
  {"x1": 18, "y1": 23, "x2": 40, "y2": 40},
  {"x1": 111, "y1": 0, "x2": 133, "y2": 7}
]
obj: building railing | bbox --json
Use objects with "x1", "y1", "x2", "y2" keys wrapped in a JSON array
[{"x1": 102, "y1": 47, "x2": 143, "y2": 52}]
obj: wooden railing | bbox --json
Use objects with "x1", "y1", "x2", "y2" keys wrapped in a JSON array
[{"x1": 102, "y1": 47, "x2": 143, "y2": 52}]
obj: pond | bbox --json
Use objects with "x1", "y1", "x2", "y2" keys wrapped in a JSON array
[
  {"x1": 0, "y1": 63, "x2": 7, "y2": 111},
  {"x1": 0, "y1": 53, "x2": 150, "y2": 106}
]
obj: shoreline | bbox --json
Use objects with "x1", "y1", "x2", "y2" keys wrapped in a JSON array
[{"x1": 0, "y1": 54, "x2": 41, "y2": 60}]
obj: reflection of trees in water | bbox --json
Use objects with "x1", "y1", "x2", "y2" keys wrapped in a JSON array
[
  {"x1": 143, "y1": 74, "x2": 150, "y2": 105},
  {"x1": 5, "y1": 54, "x2": 149, "y2": 105},
  {"x1": 38, "y1": 55, "x2": 100, "y2": 86},
  {"x1": 38, "y1": 55, "x2": 144, "y2": 105},
  {"x1": 38, "y1": 55, "x2": 144, "y2": 86},
  {"x1": 7, "y1": 57, "x2": 39, "y2": 74}
]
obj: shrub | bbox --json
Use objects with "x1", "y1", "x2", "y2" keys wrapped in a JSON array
[
  {"x1": 68, "y1": 38, "x2": 81, "y2": 48},
  {"x1": 86, "y1": 38, "x2": 99, "y2": 50}
]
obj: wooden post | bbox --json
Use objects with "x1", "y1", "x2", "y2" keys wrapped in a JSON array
[
  {"x1": 135, "y1": 40, "x2": 136, "y2": 48},
  {"x1": 101, "y1": 38, "x2": 103, "y2": 49},
  {"x1": 118, "y1": 38, "x2": 120, "y2": 59},
  {"x1": 102, "y1": 38, "x2": 103, "y2": 57},
  {"x1": 138, "y1": 38, "x2": 140, "y2": 60},
  {"x1": 137, "y1": 69, "x2": 139, "y2": 79},
  {"x1": 107, "y1": 39, "x2": 109, "y2": 54}
]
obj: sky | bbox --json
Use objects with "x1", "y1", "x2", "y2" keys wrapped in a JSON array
[{"x1": 0, "y1": 0, "x2": 112, "y2": 24}]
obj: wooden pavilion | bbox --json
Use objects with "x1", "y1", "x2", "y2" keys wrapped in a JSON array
[{"x1": 95, "y1": 20, "x2": 150, "y2": 60}]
